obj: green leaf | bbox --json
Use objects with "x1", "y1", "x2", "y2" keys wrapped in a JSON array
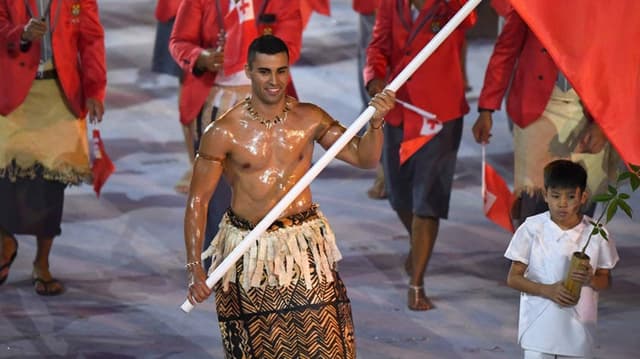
[
  {"x1": 608, "y1": 185, "x2": 618, "y2": 195},
  {"x1": 617, "y1": 171, "x2": 632, "y2": 183},
  {"x1": 592, "y1": 193, "x2": 613, "y2": 202},
  {"x1": 619, "y1": 200, "x2": 633, "y2": 218},
  {"x1": 599, "y1": 228, "x2": 609, "y2": 241},
  {"x1": 589, "y1": 220, "x2": 597, "y2": 226},
  {"x1": 630, "y1": 175, "x2": 640, "y2": 191},
  {"x1": 630, "y1": 163, "x2": 640, "y2": 172},
  {"x1": 591, "y1": 227, "x2": 600, "y2": 235},
  {"x1": 619, "y1": 193, "x2": 630, "y2": 200},
  {"x1": 606, "y1": 200, "x2": 618, "y2": 222}
]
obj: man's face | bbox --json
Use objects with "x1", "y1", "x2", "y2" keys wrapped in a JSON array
[
  {"x1": 245, "y1": 52, "x2": 290, "y2": 105},
  {"x1": 543, "y1": 186, "x2": 587, "y2": 229}
]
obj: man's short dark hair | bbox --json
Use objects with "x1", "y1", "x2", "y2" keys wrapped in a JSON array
[
  {"x1": 247, "y1": 35, "x2": 289, "y2": 68},
  {"x1": 543, "y1": 159, "x2": 587, "y2": 191}
]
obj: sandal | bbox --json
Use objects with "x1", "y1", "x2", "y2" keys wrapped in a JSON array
[
  {"x1": 408, "y1": 285, "x2": 435, "y2": 311},
  {"x1": 0, "y1": 236, "x2": 18, "y2": 286},
  {"x1": 32, "y1": 276, "x2": 65, "y2": 296}
]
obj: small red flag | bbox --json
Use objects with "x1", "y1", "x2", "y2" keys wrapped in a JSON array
[
  {"x1": 91, "y1": 129, "x2": 116, "y2": 198},
  {"x1": 397, "y1": 101, "x2": 441, "y2": 165},
  {"x1": 483, "y1": 162, "x2": 514, "y2": 233}
]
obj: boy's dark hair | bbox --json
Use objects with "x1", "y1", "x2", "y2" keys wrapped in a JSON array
[
  {"x1": 543, "y1": 159, "x2": 587, "y2": 191},
  {"x1": 247, "y1": 35, "x2": 289, "y2": 69}
]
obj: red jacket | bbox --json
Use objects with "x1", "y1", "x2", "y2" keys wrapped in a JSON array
[
  {"x1": 0, "y1": 0, "x2": 106, "y2": 117},
  {"x1": 155, "y1": 0, "x2": 181, "y2": 22},
  {"x1": 352, "y1": 0, "x2": 381, "y2": 15},
  {"x1": 477, "y1": 9, "x2": 558, "y2": 128},
  {"x1": 170, "y1": 0, "x2": 302, "y2": 124},
  {"x1": 364, "y1": 0, "x2": 474, "y2": 126}
]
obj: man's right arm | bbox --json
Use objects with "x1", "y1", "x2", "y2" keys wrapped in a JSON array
[{"x1": 184, "y1": 124, "x2": 228, "y2": 304}]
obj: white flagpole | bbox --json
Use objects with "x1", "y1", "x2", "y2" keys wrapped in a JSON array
[
  {"x1": 481, "y1": 144, "x2": 486, "y2": 201},
  {"x1": 181, "y1": 0, "x2": 482, "y2": 313}
]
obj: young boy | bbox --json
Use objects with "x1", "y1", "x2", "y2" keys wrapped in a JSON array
[{"x1": 504, "y1": 159, "x2": 619, "y2": 358}]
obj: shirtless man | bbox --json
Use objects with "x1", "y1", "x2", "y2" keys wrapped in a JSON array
[{"x1": 184, "y1": 35, "x2": 395, "y2": 358}]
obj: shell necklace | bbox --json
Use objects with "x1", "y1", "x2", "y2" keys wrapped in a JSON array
[{"x1": 243, "y1": 96, "x2": 291, "y2": 129}]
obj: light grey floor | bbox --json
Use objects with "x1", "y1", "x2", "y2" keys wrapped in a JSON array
[{"x1": 1, "y1": 1, "x2": 639, "y2": 358}]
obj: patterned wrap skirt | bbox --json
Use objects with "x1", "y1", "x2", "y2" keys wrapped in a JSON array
[{"x1": 202, "y1": 205, "x2": 356, "y2": 358}]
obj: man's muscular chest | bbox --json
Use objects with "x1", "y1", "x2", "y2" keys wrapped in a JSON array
[{"x1": 229, "y1": 127, "x2": 314, "y2": 171}]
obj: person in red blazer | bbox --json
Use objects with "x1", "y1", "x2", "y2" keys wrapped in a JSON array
[
  {"x1": 0, "y1": 0, "x2": 105, "y2": 119},
  {"x1": 0, "y1": 0, "x2": 106, "y2": 295},
  {"x1": 472, "y1": 9, "x2": 614, "y2": 226},
  {"x1": 365, "y1": 0, "x2": 475, "y2": 311}
]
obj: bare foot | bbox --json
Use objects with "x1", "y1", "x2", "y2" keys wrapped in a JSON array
[{"x1": 408, "y1": 285, "x2": 434, "y2": 311}]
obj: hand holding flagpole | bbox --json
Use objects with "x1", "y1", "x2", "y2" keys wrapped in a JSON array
[{"x1": 181, "y1": 0, "x2": 482, "y2": 313}]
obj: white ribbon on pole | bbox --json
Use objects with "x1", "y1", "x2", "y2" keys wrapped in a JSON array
[
  {"x1": 396, "y1": 99, "x2": 437, "y2": 119},
  {"x1": 181, "y1": 0, "x2": 482, "y2": 313}
]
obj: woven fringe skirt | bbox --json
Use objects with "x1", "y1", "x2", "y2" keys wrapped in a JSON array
[{"x1": 206, "y1": 207, "x2": 355, "y2": 358}]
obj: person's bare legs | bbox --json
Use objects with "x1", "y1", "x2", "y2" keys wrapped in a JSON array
[
  {"x1": 396, "y1": 210, "x2": 413, "y2": 275},
  {"x1": 32, "y1": 236, "x2": 64, "y2": 295},
  {"x1": 407, "y1": 215, "x2": 439, "y2": 311}
]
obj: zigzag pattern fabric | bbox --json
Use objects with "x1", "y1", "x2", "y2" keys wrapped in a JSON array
[{"x1": 211, "y1": 209, "x2": 355, "y2": 358}]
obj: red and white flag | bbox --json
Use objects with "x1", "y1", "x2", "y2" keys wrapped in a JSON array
[
  {"x1": 91, "y1": 129, "x2": 116, "y2": 198},
  {"x1": 396, "y1": 100, "x2": 441, "y2": 165},
  {"x1": 223, "y1": 0, "x2": 258, "y2": 76},
  {"x1": 482, "y1": 146, "x2": 514, "y2": 233},
  {"x1": 509, "y1": 0, "x2": 640, "y2": 166}
]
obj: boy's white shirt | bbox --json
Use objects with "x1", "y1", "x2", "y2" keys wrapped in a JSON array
[{"x1": 504, "y1": 212, "x2": 619, "y2": 357}]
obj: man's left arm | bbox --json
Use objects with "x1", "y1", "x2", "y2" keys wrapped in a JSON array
[
  {"x1": 318, "y1": 90, "x2": 395, "y2": 169},
  {"x1": 78, "y1": 0, "x2": 106, "y2": 122}
]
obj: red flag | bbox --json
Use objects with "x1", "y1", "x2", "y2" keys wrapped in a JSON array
[
  {"x1": 483, "y1": 162, "x2": 514, "y2": 233},
  {"x1": 509, "y1": 0, "x2": 640, "y2": 166},
  {"x1": 300, "y1": 0, "x2": 331, "y2": 29},
  {"x1": 223, "y1": 0, "x2": 258, "y2": 75},
  {"x1": 396, "y1": 100, "x2": 441, "y2": 165},
  {"x1": 399, "y1": 116, "x2": 442, "y2": 165},
  {"x1": 91, "y1": 129, "x2": 116, "y2": 198}
]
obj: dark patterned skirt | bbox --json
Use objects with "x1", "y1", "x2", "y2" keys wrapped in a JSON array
[{"x1": 209, "y1": 207, "x2": 355, "y2": 358}]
